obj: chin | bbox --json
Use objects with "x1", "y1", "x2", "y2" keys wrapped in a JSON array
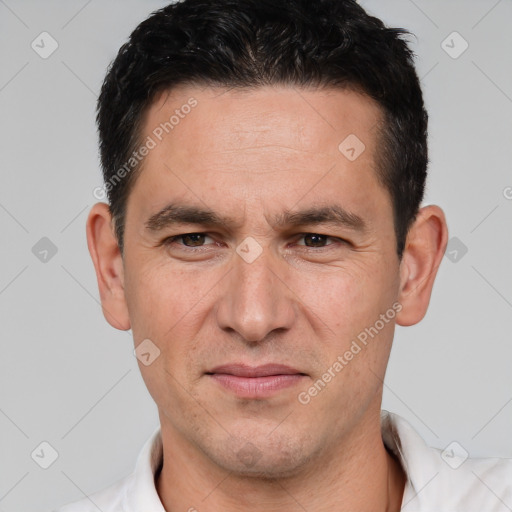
[
  {"x1": 206, "y1": 431, "x2": 318, "y2": 480},
  {"x1": 219, "y1": 454, "x2": 311, "y2": 480}
]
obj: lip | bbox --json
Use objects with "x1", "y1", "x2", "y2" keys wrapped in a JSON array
[
  {"x1": 206, "y1": 363, "x2": 307, "y2": 399},
  {"x1": 208, "y1": 363, "x2": 304, "y2": 377}
]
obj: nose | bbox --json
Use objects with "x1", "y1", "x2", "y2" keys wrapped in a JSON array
[{"x1": 215, "y1": 245, "x2": 296, "y2": 344}]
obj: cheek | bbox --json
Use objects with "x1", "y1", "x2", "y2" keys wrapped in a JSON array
[
  {"x1": 123, "y1": 258, "x2": 213, "y2": 339},
  {"x1": 124, "y1": 260, "x2": 220, "y2": 395},
  {"x1": 291, "y1": 259, "x2": 397, "y2": 339}
]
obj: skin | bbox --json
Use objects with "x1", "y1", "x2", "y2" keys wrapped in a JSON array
[{"x1": 87, "y1": 85, "x2": 448, "y2": 511}]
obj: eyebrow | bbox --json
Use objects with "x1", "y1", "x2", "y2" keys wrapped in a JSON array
[
  {"x1": 145, "y1": 203, "x2": 366, "y2": 233},
  {"x1": 145, "y1": 204, "x2": 238, "y2": 232},
  {"x1": 272, "y1": 205, "x2": 367, "y2": 232}
]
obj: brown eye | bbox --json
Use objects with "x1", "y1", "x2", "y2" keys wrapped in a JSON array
[
  {"x1": 163, "y1": 233, "x2": 214, "y2": 248},
  {"x1": 181, "y1": 233, "x2": 207, "y2": 246},
  {"x1": 303, "y1": 234, "x2": 330, "y2": 247}
]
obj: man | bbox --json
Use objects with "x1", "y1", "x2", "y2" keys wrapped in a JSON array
[{"x1": 58, "y1": 0, "x2": 511, "y2": 510}]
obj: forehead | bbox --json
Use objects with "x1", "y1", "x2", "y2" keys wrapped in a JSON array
[
  {"x1": 145, "y1": 84, "x2": 382, "y2": 157},
  {"x1": 128, "y1": 84, "x2": 390, "y2": 225}
]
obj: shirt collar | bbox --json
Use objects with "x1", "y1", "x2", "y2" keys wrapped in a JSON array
[
  {"x1": 123, "y1": 424, "x2": 166, "y2": 512},
  {"x1": 381, "y1": 410, "x2": 442, "y2": 510}
]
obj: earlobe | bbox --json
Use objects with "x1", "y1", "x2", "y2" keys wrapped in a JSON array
[
  {"x1": 396, "y1": 205, "x2": 448, "y2": 327},
  {"x1": 86, "y1": 202, "x2": 131, "y2": 331}
]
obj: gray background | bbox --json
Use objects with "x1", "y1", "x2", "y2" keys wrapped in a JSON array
[{"x1": 0, "y1": 1, "x2": 511, "y2": 511}]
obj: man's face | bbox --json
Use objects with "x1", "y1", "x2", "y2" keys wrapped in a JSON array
[{"x1": 121, "y1": 85, "x2": 403, "y2": 476}]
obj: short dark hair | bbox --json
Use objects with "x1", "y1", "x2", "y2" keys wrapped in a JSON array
[{"x1": 97, "y1": 0, "x2": 428, "y2": 258}]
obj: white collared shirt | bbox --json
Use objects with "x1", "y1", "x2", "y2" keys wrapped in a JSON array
[{"x1": 57, "y1": 411, "x2": 512, "y2": 511}]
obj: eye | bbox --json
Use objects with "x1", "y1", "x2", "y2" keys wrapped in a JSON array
[
  {"x1": 296, "y1": 233, "x2": 340, "y2": 248},
  {"x1": 163, "y1": 232, "x2": 214, "y2": 248}
]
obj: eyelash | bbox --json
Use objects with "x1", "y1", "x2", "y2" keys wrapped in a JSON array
[
  {"x1": 161, "y1": 232, "x2": 346, "y2": 250},
  {"x1": 162, "y1": 233, "x2": 216, "y2": 249}
]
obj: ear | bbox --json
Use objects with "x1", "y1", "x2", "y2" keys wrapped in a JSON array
[
  {"x1": 86, "y1": 202, "x2": 131, "y2": 330},
  {"x1": 396, "y1": 205, "x2": 448, "y2": 326}
]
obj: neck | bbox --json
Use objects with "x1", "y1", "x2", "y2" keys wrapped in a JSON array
[{"x1": 155, "y1": 410, "x2": 406, "y2": 512}]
